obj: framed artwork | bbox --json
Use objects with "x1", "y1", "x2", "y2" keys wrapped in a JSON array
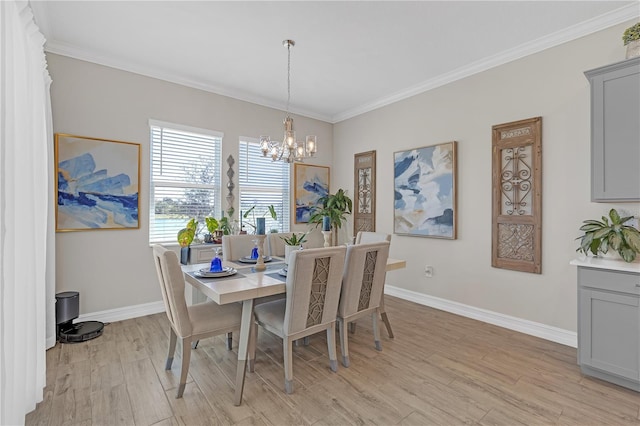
[
  {"x1": 354, "y1": 150, "x2": 376, "y2": 234},
  {"x1": 491, "y1": 117, "x2": 542, "y2": 274},
  {"x1": 394, "y1": 141, "x2": 457, "y2": 239},
  {"x1": 294, "y1": 163, "x2": 330, "y2": 223},
  {"x1": 55, "y1": 133, "x2": 141, "y2": 232}
]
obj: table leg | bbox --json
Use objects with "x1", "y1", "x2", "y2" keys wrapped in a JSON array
[{"x1": 234, "y1": 299, "x2": 255, "y2": 406}]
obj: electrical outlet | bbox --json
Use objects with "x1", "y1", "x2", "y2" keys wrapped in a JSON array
[{"x1": 424, "y1": 265, "x2": 434, "y2": 277}]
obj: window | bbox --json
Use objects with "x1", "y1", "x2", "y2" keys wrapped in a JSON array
[
  {"x1": 239, "y1": 138, "x2": 290, "y2": 233},
  {"x1": 149, "y1": 120, "x2": 222, "y2": 243}
]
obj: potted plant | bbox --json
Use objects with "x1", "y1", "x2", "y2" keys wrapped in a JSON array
[
  {"x1": 203, "y1": 217, "x2": 219, "y2": 243},
  {"x1": 242, "y1": 205, "x2": 277, "y2": 234},
  {"x1": 281, "y1": 232, "x2": 307, "y2": 264},
  {"x1": 177, "y1": 218, "x2": 198, "y2": 264},
  {"x1": 309, "y1": 189, "x2": 353, "y2": 245},
  {"x1": 577, "y1": 208, "x2": 640, "y2": 262},
  {"x1": 623, "y1": 22, "x2": 640, "y2": 59}
]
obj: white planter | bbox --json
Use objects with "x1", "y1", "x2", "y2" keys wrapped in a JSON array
[
  {"x1": 626, "y1": 39, "x2": 640, "y2": 59},
  {"x1": 284, "y1": 245, "x2": 302, "y2": 265}
]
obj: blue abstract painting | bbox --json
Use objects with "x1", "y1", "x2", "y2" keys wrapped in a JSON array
[
  {"x1": 294, "y1": 164, "x2": 329, "y2": 223},
  {"x1": 55, "y1": 134, "x2": 140, "y2": 231},
  {"x1": 394, "y1": 141, "x2": 456, "y2": 239}
]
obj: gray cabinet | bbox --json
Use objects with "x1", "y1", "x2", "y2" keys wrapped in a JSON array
[
  {"x1": 585, "y1": 57, "x2": 640, "y2": 202},
  {"x1": 577, "y1": 266, "x2": 640, "y2": 391}
]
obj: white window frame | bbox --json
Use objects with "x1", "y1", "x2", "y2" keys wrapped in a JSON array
[
  {"x1": 238, "y1": 137, "x2": 290, "y2": 233},
  {"x1": 149, "y1": 119, "x2": 222, "y2": 244}
]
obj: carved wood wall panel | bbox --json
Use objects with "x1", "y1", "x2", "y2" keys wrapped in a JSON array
[
  {"x1": 492, "y1": 117, "x2": 542, "y2": 274},
  {"x1": 354, "y1": 150, "x2": 376, "y2": 235}
]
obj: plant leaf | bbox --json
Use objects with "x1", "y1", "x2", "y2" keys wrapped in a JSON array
[
  {"x1": 592, "y1": 227, "x2": 612, "y2": 239},
  {"x1": 609, "y1": 233, "x2": 623, "y2": 250},
  {"x1": 622, "y1": 227, "x2": 640, "y2": 252},
  {"x1": 609, "y1": 208, "x2": 621, "y2": 224},
  {"x1": 620, "y1": 247, "x2": 636, "y2": 262}
]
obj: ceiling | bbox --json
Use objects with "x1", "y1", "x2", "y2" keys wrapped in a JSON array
[{"x1": 31, "y1": 1, "x2": 639, "y2": 123}]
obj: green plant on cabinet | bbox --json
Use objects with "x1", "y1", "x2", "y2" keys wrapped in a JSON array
[{"x1": 577, "y1": 208, "x2": 640, "y2": 262}]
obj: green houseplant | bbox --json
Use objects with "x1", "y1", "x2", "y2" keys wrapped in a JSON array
[
  {"x1": 577, "y1": 208, "x2": 640, "y2": 262},
  {"x1": 281, "y1": 232, "x2": 307, "y2": 264},
  {"x1": 242, "y1": 204, "x2": 277, "y2": 233},
  {"x1": 177, "y1": 218, "x2": 198, "y2": 264},
  {"x1": 309, "y1": 189, "x2": 353, "y2": 245},
  {"x1": 281, "y1": 232, "x2": 307, "y2": 246}
]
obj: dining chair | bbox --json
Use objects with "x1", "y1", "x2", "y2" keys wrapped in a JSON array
[
  {"x1": 266, "y1": 232, "x2": 294, "y2": 257},
  {"x1": 337, "y1": 241, "x2": 390, "y2": 367},
  {"x1": 248, "y1": 246, "x2": 346, "y2": 394},
  {"x1": 353, "y1": 231, "x2": 394, "y2": 338},
  {"x1": 152, "y1": 245, "x2": 242, "y2": 398},
  {"x1": 222, "y1": 234, "x2": 270, "y2": 261},
  {"x1": 355, "y1": 231, "x2": 391, "y2": 244}
]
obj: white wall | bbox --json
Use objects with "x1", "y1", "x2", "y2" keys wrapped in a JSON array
[
  {"x1": 48, "y1": 54, "x2": 333, "y2": 314},
  {"x1": 332, "y1": 21, "x2": 640, "y2": 332}
]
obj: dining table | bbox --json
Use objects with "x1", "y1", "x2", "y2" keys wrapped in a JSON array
[{"x1": 182, "y1": 255, "x2": 406, "y2": 406}]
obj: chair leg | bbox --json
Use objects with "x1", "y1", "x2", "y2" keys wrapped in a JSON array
[
  {"x1": 338, "y1": 318, "x2": 350, "y2": 367},
  {"x1": 226, "y1": 332, "x2": 233, "y2": 350},
  {"x1": 372, "y1": 311, "x2": 382, "y2": 352},
  {"x1": 191, "y1": 340, "x2": 199, "y2": 349},
  {"x1": 326, "y1": 323, "x2": 338, "y2": 373},
  {"x1": 177, "y1": 337, "x2": 192, "y2": 398},
  {"x1": 283, "y1": 337, "x2": 294, "y2": 394},
  {"x1": 380, "y1": 295, "x2": 394, "y2": 338},
  {"x1": 165, "y1": 328, "x2": 177, "y2": 370}
]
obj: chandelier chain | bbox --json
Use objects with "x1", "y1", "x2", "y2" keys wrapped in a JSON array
[{"x1": 286, "y1": 43, "x2": 291, "y2": 115}]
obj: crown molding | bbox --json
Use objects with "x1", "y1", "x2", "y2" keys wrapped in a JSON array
[
  {"x1": 41, "y1": 3, "x2": 638, "y2": 125},
  {"x1": 331, "y1": 3, "x2": 640, "y2": 123},
  {"x1": 44, "y1": 40, "x2": 333, "y2": 123}
]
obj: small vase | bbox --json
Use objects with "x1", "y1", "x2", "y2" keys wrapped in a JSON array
[{"x1": 626, "y1": 39, "x2": 640, "y2": 59}]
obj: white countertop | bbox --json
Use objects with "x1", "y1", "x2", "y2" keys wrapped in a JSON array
[{"x1": 570, "y1": 256, "x2": 640, "y2": 274}]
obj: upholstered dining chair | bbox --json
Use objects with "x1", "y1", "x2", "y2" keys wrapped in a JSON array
[
  {"x1": 355, "y1": 231, "x2": 391, "y2": 244},
  {"x1": 248, "y1": 246, "x2": 346, "y2": 394},
  {"x1": 267, "y1": 232, "x2": 294, "y2": 257},
  {"x1": 337, "y1": 241, "x2": 390, "y2": 367},
  {"x1": 222, "y1": 234, "x2": 270, "y2": 262},
  {"x1": 152, "y1": 245, "x2": 242, "y2": 398},
  {"x1": 353, "y1": 231, "x2": 394, "y2": 338}
]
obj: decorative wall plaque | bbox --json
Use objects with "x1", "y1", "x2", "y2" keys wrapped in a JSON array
[
  {"x1": 354, "y1": 150, "x2": 376, "y2": 234},
  {"x1": 492, "y1": 117, "x2": 542, "y2": 273}
]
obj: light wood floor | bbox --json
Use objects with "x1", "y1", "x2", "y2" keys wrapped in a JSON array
[{"x1": 26, "y1": 296, "x2": 640, "y2": 426}]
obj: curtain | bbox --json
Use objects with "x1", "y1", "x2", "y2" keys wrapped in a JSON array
[{"x1": 0, "y1": 1, "x2": 55, "y2": 424}]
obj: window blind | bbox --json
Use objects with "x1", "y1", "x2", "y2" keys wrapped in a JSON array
[
  {"x1": 239, "y1": 139, "x2": 290, "y2": 233},
  {"x1": 149, "y1": 120, "x2": 222, "y2": 243}
]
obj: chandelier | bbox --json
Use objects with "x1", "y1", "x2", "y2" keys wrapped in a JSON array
[{"x1": 259, "y1": 40, "x2": 317, "y2": 163}]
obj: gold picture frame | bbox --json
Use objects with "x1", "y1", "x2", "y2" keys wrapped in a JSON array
[
  {"x1": 55, "y1": 133, "x2": 141, "y2": 232},
  {"x1": 294, "y1": 163, "x2": 330, "y2": 223}
]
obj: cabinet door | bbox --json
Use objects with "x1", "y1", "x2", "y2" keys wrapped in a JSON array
[
  {"x1": 579, "y1": 287, "x2": 640, "y2": 381},
  {"x1": 588, "y1": 58, "x2": 640, "y2": 201}
]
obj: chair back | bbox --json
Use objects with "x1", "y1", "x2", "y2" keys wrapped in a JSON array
[
  {"x1": 222, "y1": 234, "x2": 269, "y2": 261},
  {"x1": 267, "y1": 232, "x2": 294, "y2": 257},
  {"x1": 284, "y1": 246, "x2": 346, "y2": 336},
  {"x1": 152, "y1": 245, "x2": 192, "y2": 337},
  {"x1": 355, "y1": 231, "x2": 391, "y2": 244},
  {"x1": 338, "y1": 241, "x2": 390, "y2": 319}
]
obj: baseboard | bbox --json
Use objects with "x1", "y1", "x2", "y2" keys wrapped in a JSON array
[
  {"x1": 385, "y1": 285, "x2": 577, "y2": 348},
  {"x1": 78, "y1": 301, "x2": 165, "y2": 324}
]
